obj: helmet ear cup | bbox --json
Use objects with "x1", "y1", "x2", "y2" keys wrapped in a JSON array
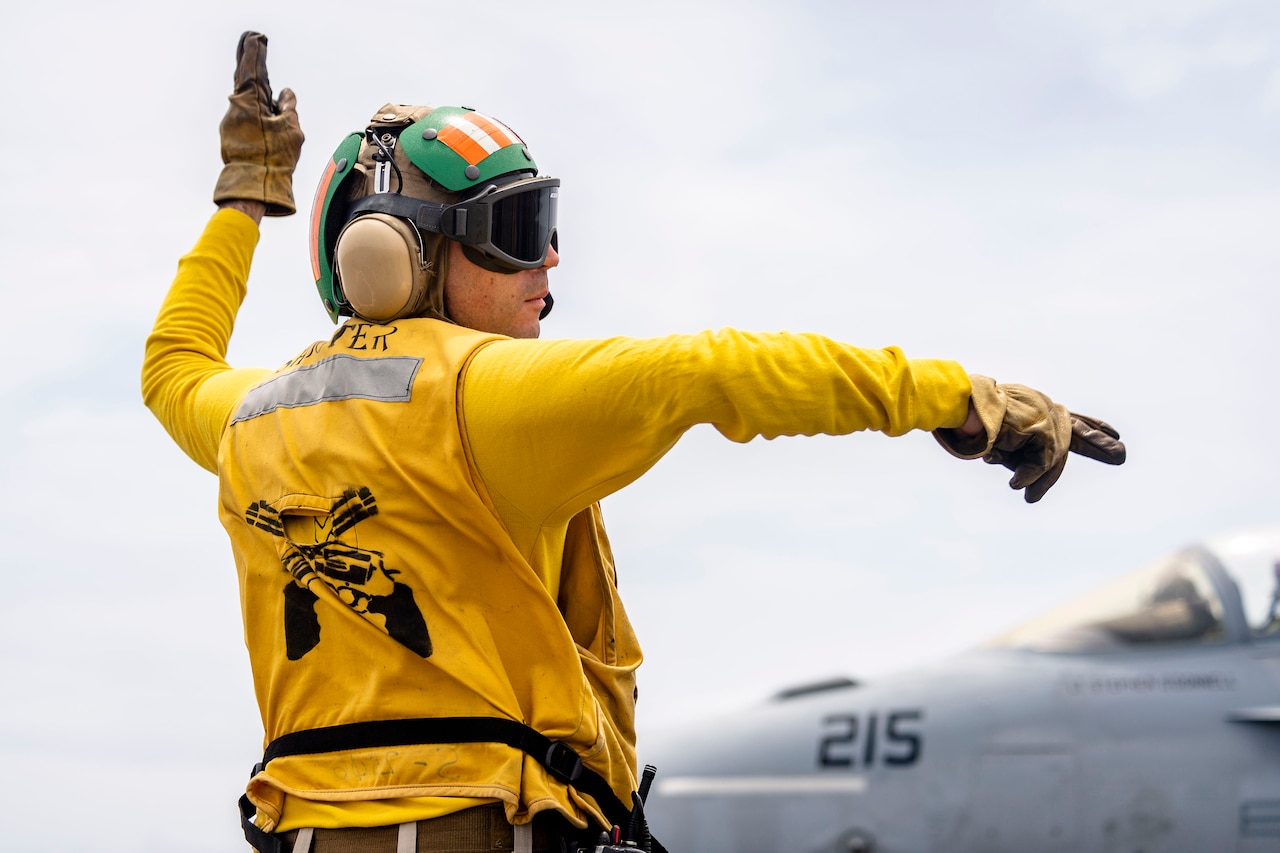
[{"x1": 334, "y1": 214, "x2": 432, "y2": 323}]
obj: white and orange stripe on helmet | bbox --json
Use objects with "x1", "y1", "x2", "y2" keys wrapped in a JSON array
[{"x1": 436, "y1": 111, "x2": 525, "y2": 166}]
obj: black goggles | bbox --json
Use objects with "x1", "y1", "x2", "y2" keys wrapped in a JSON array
[{"x1": 348, "y1": 176, "x2": 559, "y2": 273}]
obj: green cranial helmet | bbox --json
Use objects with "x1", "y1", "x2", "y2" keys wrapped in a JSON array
[
  {"x1": 400, "y1": 105, "x2": 538, "y2": 191},
  {"x1": 309, "y1": 131, "x2": 364, "y2": 321},
  {"x1": 309, "y1": 104, "x2": 552, "y2": 323}
]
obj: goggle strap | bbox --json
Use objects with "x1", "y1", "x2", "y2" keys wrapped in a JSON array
[
  {"x1": 348, "y1": 194, "x2": 448, "y2": 235},
  {"x1": 346, "y1": 179, "x2": 555, "y2": 270}
]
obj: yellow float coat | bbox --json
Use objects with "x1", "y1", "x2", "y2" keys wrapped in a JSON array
[{"x1": 142, "y1": 209, "x2": 972, "y2": 832}]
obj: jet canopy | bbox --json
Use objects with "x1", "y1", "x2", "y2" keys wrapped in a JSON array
[{"x1": 986, "y1": 526, "x2": 1280, "y2": 653}]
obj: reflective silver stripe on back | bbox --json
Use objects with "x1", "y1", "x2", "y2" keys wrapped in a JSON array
[{"x1": 231, "y1": 354, "x2": 423, "y2": 424}]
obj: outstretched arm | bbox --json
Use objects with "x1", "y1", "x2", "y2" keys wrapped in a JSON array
[
  {"x1": 464, "y1": 334, "x2": 1125, "y2": 524},
  {"x1": 462, "y1": 330, "x2": 975, "y2": 528}
]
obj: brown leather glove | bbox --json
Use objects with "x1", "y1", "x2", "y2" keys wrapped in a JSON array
[
  {"x1": 212, "y1": 32, "x2": 304, "y2": 216},
  {"x1": 934, "y1": 375, "x2": 1127, "y2": 503}
]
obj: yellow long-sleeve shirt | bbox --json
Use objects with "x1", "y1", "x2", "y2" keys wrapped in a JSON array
[
  {"x1": 145, "y1": 210, "x2": 972, "y2": 592},
  {"x1": 142, "y1": 208, "x2": 972, "y2": 831}
]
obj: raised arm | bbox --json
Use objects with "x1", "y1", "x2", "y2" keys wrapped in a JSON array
[{"x1": 141, "y1": 32, "x2": 303, "y2": 472}]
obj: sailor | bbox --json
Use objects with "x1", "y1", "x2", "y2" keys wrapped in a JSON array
[{"x1": 142, "y1": 31, "x2": 1126, "y2": 853}]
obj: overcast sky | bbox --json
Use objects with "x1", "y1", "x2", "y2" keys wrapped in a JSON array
[{"x1": 3, "y1": 0, "x2": 1279, "y2": 849}]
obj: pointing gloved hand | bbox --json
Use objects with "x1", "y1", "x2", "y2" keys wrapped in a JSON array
[
  {"x1": 934, "y1": 375, "x2": 1127, "y2": 503},
  {"x1": 213, "y1": 31, "x2": 305, "y2": 216}
]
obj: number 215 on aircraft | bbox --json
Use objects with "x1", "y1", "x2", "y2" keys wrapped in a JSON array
[{"x1": 817, "y1": 709, "x2": 923, "y2": 768}]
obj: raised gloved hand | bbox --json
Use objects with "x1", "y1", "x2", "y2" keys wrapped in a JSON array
[
  {"x1": 934, "y1": 375, "x2": 1127, "y2": 503},
  {"x1": 213, "y1": 31, "x2": 304, "y2": 216}
]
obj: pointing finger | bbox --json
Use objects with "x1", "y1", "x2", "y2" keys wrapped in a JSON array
[
  {"x1": 233, "y1": 31, "x2": 274, "y2": 110},
  {"x1": 1068, "y1": 412, "x2": 1127, "y2": 465}
]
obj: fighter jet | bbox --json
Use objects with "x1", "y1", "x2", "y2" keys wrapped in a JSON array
[{"x1": 642, "y1": 526, "x2": 1280, "y2": 853}]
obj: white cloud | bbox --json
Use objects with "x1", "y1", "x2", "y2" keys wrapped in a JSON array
[
  {"x1": 1263, "y1": 67, "x2": 1280, "y2": 111},
  {"x1": 1036, "y1": 0, "x2": 1275, "y2": 99}
]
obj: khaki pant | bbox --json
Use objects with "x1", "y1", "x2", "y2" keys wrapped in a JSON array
[{"x1": 275, "y1": 804, "x2": 568, "y2": 853}]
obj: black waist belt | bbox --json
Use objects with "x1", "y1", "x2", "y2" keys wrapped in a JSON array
[{"x1": 240, "y1": 716, "x2": 635, "y2": 853}]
